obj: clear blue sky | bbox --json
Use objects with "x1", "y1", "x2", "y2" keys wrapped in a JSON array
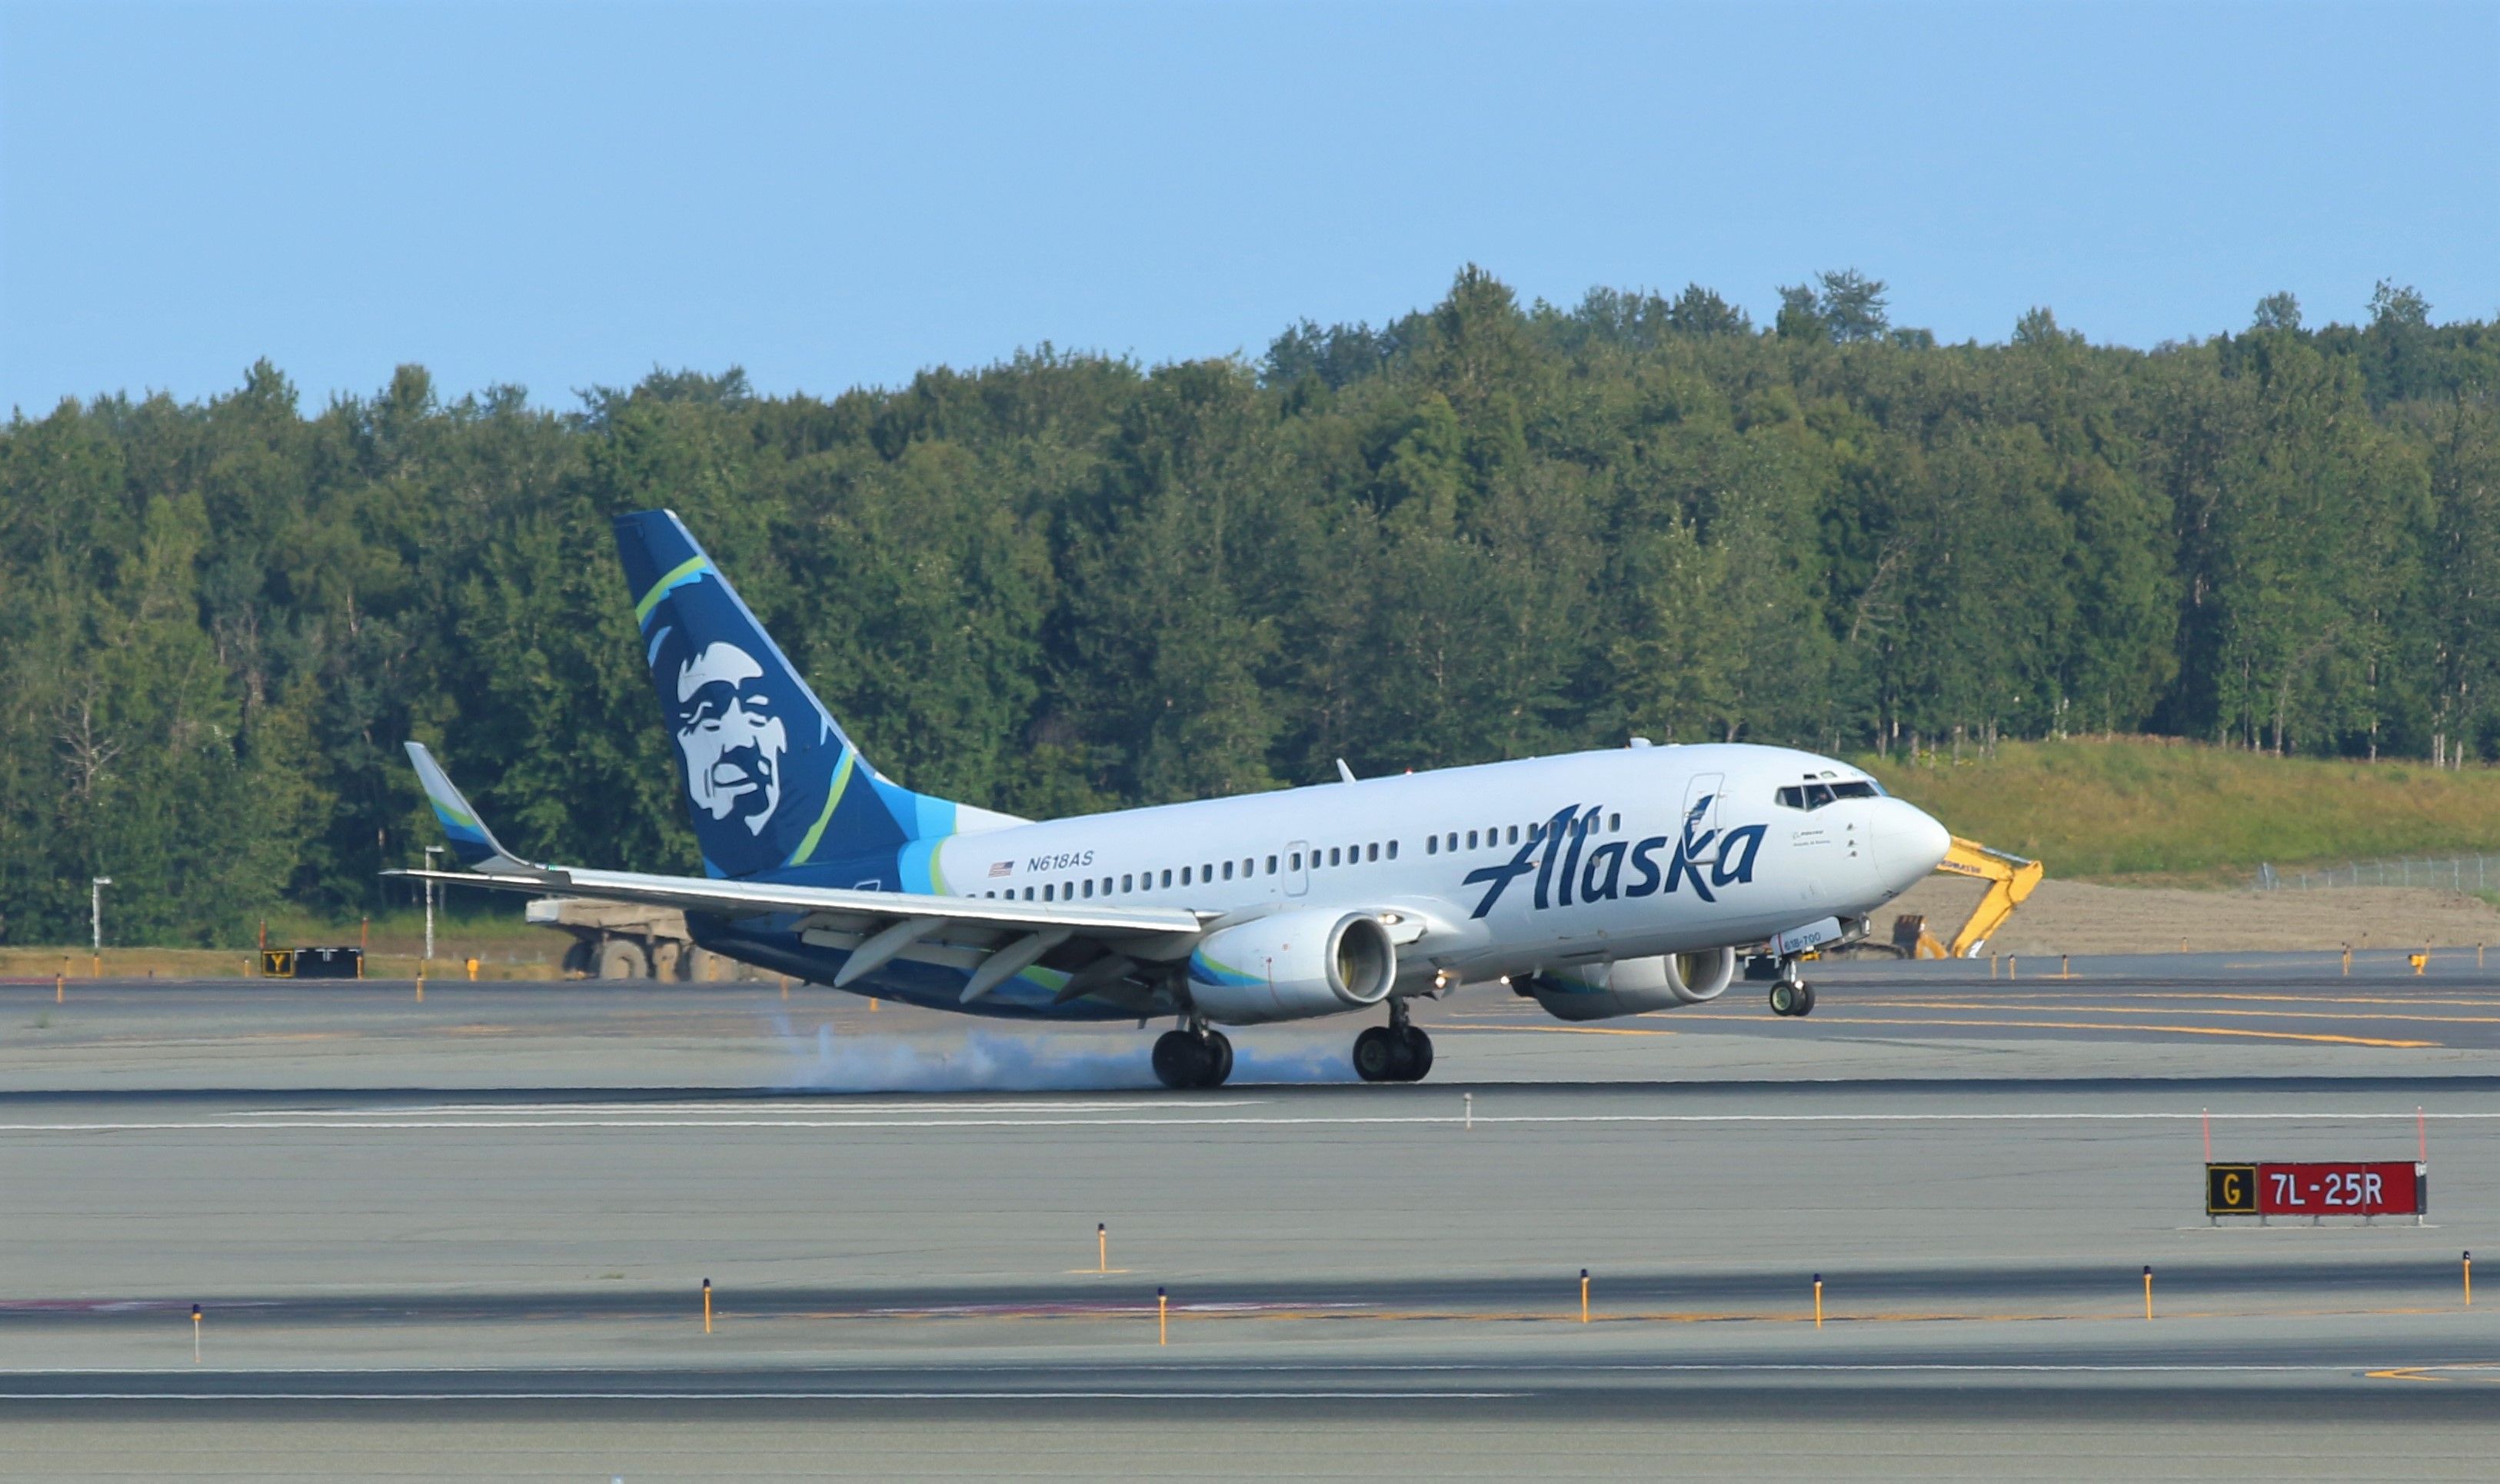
[{"x1": 3, "y1": 1, "x2": 2494, "y2": 415}]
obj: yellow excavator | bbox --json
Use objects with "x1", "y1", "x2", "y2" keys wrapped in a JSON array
[{"x1": 1891, "y1": 838, "x2": 2045, "y2": 958}]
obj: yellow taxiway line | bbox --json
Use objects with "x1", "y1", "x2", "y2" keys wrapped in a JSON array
[
  {"x1": 1779, "y1": 1015, "x2": 2437, "y2": 1048},
  {"x1": 1847, "y1": 999, "x2": 2500, "y2": 1026}
]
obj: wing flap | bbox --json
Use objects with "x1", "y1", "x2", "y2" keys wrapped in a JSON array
[{"x1": 384, "y1": 865, "x2": 1207, "y2": 944}]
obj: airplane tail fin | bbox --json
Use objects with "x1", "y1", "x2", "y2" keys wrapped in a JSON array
[{"x1": 613, "y1": 509, "x2": 993, "y2": 882}]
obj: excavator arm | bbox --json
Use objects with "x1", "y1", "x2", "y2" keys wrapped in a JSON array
[{"x1": 1897, "y1": 838, "x2": 2044, "y2": 958}]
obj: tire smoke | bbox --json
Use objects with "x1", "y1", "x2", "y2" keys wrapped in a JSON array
[{"x1": 769, "y1": 1018, "x2": 1353, "y2": 1093}]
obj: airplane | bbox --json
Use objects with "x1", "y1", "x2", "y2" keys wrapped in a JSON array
[{"x1": 392, "y1": 508, "x2": 1955, "y2": 1089}]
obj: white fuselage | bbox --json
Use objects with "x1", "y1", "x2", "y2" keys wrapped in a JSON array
[{"x1": 919, "y1": 742, "x2": 1948, "y2": 999}]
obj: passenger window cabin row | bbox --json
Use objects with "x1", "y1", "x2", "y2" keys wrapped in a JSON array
[
  {"x1": 974, "y1": 838, "x2": 1403, "y2": 903},
  {"x1": 965, "y1": 804, "x2": 1653, "y2": 905},
  {"x1": 1423, "y1": 809, "x2": 1623, "y2": 856}
]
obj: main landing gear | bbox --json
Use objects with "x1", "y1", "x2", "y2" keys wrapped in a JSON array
[
  {"x1": 1353, "y1": 1000, "x2": 1435, "y2": 1083},
  {"x1": 1767, "y1": 960, "x2": 1817, "y2": 1018},
  {"x1": 1152, "y1": 1023, "x2": 1233, "y2": 1090}
]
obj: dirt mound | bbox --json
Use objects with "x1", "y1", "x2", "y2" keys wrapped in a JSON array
[{"x1": 1878, "y1": 877, "x2": 2500, "y2": 957}]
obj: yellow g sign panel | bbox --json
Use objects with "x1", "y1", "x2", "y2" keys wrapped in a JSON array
[
  {"x1": 259, "y1": 950, "x2": 295, "y2": 978},
  {"x1": 2206, "y1": 1163, "x2": 2257, "y2": 1215}
]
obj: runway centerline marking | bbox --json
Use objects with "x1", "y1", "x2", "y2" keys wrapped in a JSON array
[
  {"x1": 1428, "y1": 1024, "x2": 1676, "y2": 1037},
  {"x1": 229, "y1": 1100, "x2": 1257, "y2": 1117},
  {"x1": 9, "y1": 1109, "x2": 2500, "y2": 1134},
  {"x1": 0, "y1": 1388, "x2": 1524, "y2": 1402}
]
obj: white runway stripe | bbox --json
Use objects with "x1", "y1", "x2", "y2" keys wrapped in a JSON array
[{"x1": 2, "y1": 1108, "x2": 2497, "y2": 1133}]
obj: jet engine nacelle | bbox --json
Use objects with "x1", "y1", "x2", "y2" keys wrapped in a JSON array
[
  {"x1": 1523, "y1": 947, "x2": 1738, "y2": 1022},
  {"x1": 1186, "y1": 909, "x2": 1398, "y2": 1024}
]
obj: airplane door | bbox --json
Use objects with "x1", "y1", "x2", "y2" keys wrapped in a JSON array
[
  {"x1": 1285, "y1": 841, "x2": 1310, "y2": 897},
  {"x1": 1679, "y1": 773, "x2": 1726, "y2": 863}
]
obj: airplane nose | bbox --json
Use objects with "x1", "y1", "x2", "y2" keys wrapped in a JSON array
[{"x1": 1879, "y1": 800, "x2": 1952, "y2": 890}]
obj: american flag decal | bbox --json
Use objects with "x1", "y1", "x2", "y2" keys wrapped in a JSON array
[{"x1": 988, "y1": 860, "x2": 1014, "y2": 877}]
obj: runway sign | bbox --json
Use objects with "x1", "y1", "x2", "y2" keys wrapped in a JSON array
[
  {"x1": 2206, "y1": 1161, "x2": 2424, "y2": 1217},
  {"x1": 292, "y1": 947, "x2": 364, "y2": 980},
  {"x1": 258, "y1": 949, "x2": 295, "y2": 977}
]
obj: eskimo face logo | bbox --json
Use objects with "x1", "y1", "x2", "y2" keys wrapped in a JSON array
[{"x1": 674, "y1": 643, "x2": 787, "y2": 834}]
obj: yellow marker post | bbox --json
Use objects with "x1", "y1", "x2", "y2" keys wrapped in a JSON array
[
  {"x1": 2466, "y1": 1252, "x2": 2474, "y2": 1307},
  {"x1": 1580, "y1": 1269, "x2": 1590, "y2": 1324},
  {"x1": 2061, "y1": 954, "x2": 2071, "y2": 979},
  {"x1": 703, "y1": 1277, "x2": 713, "y2": 1334},
  {"x1": 2009, "y1": 957, "x2": 2017, "y2": 981},
  {"x1": 1098, "y1": 1223, "x2": 1107, "y2": 1274},
  {"x1": 92, "y1": 953, "x2": 100, "y2": 979},
  {"x1": 2411, "y1": 953, "x2": 2428, "y2": 977},
  {"x1": 1157, "y1": 1286, "x2": 1167, "y2": 1346},
  {"x1": 1813, "y1": 1274, "x2": 1823, "y2": 1329},
  {"x1": 870, "y1": 998, "x2": 879, "y2": 1013},
  {"x1": 414, "y1": 963, "x2": 424, "y2": 1003},
  {"x1": 2342, "y1": 944, "x2": 2352, "y2": 976},
  {"x1": 465, "y1": 957, "x2": 478, "y2": 982},
  {"x1": 55, "y1": 960, "x2": 65, "y2": 1005},
  {"x1": 191, "y1": 1304, "x2": 201, "y2": 1364},
  {"x1": 2142, "y1": 1265, "x2": 2153, "y2": 1321},
  {"x1": 1989, "y1": 955, "x2": 1998, "y2": 980}
]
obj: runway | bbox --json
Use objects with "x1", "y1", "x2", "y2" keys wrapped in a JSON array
[{"x1": 3, "y1": 957, "x2": 2498, "y2": 1476}]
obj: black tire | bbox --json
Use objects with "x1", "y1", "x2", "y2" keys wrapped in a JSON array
[
  {"x1": 1206, "y1": 1032, "x2": 1234, "y2": 1087},
  {"x1": 1768, "y1": 982, "x2": 1798, "y2": 1017},
  {"x1": 1794, "y1": 984, "x2": 1816, "y2": 1017},
  {"x1": 1396, "y1": 1026, "x2": 1434, "y2": 1083},
  {"x1": 1151, "y1": 1030, "x2": 1194, "y2": 1090},
  {"x1": 1353, "y1": 1026, "x2": 1399, "y2": 1082}
]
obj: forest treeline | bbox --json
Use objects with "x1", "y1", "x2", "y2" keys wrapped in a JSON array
[{"x1": 5, "y1": 268, "x2": 2498, "y2": 943}]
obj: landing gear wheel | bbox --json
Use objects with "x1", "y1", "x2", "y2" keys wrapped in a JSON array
[
  {"x1": 1152, "y1": 1029, "x2": 1233, "y2": 1090},
  {"x1": 1395, "y1": 1026, "x2": 1435, "y2": 1082},
  {"x1": 1353, "y1": 1026, "x2": 1399, "y2": 1083},
  {"x1": 1152, "y1": 1030, "x2": 1191, "y2": 1088},
  {"x1": 1793, "y1": 984, "x2": 1816, "y2": 1017},
  {"x1": 1769, "y1": 981, "x2": 1800, "y2": 1017}
]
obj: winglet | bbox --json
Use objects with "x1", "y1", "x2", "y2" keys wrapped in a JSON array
[{"x1": 404, "y1": 742, "x2": 535, "y2": 873}]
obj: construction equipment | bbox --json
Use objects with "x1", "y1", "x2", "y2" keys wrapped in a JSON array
[
  {"x1": 524, "y1": 897, "x2": 751, "y2": 980},
  {"x1": 1889, "y1": 837, "x2": 2045, "y2": 959}
]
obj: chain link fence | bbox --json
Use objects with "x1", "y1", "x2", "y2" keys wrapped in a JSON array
[{"x1": 2256, "y1": 856, "x2": 2498, "y2": 892}]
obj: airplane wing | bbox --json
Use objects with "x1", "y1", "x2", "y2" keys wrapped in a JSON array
[{"x1": 391, "y1": 744, "x2": 1207, "y2": 1003}]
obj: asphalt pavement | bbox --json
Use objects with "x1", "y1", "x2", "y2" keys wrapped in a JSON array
[{"x1": 2, "y1": 956, "x2": 2498, "y2": 1478}]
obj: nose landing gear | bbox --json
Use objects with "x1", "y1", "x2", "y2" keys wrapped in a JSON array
[
  {"x1": 1767, "y1": 960, "x2": 1817, "y2": 1017},
  {"x1": 1353, "y1": 1000, "x2": 1435, "y2": 1083},
  {"x1": 1152, "y1": 1023, "x2": 1234, "y2": 1089}
]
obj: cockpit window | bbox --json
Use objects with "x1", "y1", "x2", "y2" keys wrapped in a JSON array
[{"x1": 1777, "y1": 779, "x2": 1881, "y2": 812}]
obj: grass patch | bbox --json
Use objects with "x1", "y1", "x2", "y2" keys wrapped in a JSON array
[{"x1": 1861, "y1": 737, "x2": 2500, "y2": 881}]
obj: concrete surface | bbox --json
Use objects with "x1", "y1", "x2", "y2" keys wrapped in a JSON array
[{"x1": 2, "y1": 959, "x2": 2497, "y2": 1479}]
